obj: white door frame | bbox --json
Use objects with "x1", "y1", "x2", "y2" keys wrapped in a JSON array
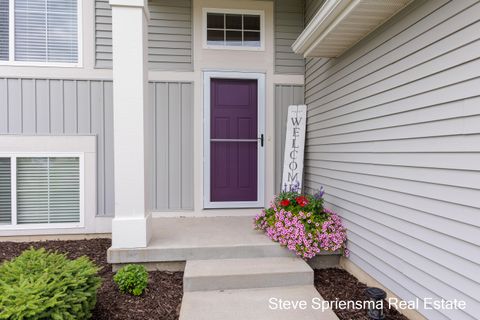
[{"x1": 203, "y1": 71, "x2": 266, "y2": 209}]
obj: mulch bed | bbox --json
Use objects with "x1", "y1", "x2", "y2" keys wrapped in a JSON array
[
  {"x1": 314, "y1": 268, "x2": 409, "y2": 320},
  {"x1": 1, "y1": 239, "x2": 412, "y2": 320},
  {"x1": 0, "y1": 238, "x2": 183, "y2": 320}
]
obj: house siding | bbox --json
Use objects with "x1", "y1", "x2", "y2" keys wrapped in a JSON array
[
  {"x1": 304, "y1": 1, "x2": 480, "y2": 319},
  {"x1": 0, "y1": 78, "x2": 194, "y2": 215},
  {"x1": 148, "y1": 82, "x2": 194, "y2": 211},
  {"x1": 97, "y1": 0, "x2": 305, "y2": 74},
  {"x1": 95, "y1": 0, "x2": 193, "y2": 70},
  {"x1": 0, "y1": 78, "x2": 115, "y2": 217},
  {"x1": 304, "y1": 0, "x2": 323, "y2": 25},
  {"x1": 274, "y1": 84, "x2": 304, "y2": 193},
  {"x1": 95, "y1": 0, "x2": 113, "y2": 68},
  {"x1": 274, "y1": 0, "x2": 305, "y2": 74}
]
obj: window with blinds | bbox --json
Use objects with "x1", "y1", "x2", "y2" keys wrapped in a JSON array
[
  {"x1": 17, "y1": 157, "x2": 80, "y2": 224},
  {"x1": 0, "y1": 156, "x2": 81, "y2": 227},
  {"x1": 0, "y1": 158, "x2": 11, "y2": 224},
  {"x1": 0, "y1": 0, "x2": 79, "y2": 63},
  {"x1": 0, "y1": 0, "x2": 8, "y2": 61}
]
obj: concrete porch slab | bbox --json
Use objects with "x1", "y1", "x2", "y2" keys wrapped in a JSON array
[{"x1": 107, "y1": 216, "x2": 339, "y2": 265}]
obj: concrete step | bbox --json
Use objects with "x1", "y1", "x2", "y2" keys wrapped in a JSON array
[
  {"x1": 184, "y1": 257, "x2": 313, "y2": 292},
  {"x1": 108, "y1": 242, "x2": 296, "y2": 264},
  {"x1": 180, "y1": 285, "x2": 339, "y2": 320},
  {"x1": 107, "y1": 217, "x2": 340, "y2": 265}
]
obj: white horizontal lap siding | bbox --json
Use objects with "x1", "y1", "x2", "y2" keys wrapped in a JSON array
[
  {"x1": 304, "y1": 0, "x2": 480, "y2": 319},
  {"x1": 95, "y1": 0, "x2": 193, "y2": 70},
  {"x1": 274, "y1": 0, "x2": 305, "y2": 74}
]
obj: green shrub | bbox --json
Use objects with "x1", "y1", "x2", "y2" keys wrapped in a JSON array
[
  {"x1": 113, "y1": 264, "x2": 148, "y2": 296},
  {"x1": 0, "y1": 248, "x2": 101, "y2": 320}
]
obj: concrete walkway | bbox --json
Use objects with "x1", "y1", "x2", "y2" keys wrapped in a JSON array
[
  {"x1": 180, "y1": 256, "x2": 339, "y2": 320},
  {"x1": 181, "y1": 285, "x2": 338, "y2": 320}
]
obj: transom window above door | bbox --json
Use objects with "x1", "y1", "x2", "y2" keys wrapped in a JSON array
[
  {"x1": 204, "y1": 9, "x2": 264, "y2": 50},
  {"x1": 0, "y1": 0, "x2": 80, "y2": 66}
]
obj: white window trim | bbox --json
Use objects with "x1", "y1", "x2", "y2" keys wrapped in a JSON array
[
  {"x1": 0, "y1": 0, "x2": 83, "y2": 68},
  {"x1": 202, "y1": 8, "x2": 265, "y2": 52},
  {"x1": 203, "y1": 71, "x2": 266, "y2": 209},
  {"x1": 0, "y1": 152, "x2": 85, "y2": 230}
]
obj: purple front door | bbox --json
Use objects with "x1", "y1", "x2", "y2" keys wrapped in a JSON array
[{"x1": 210, "y1": 78, "x2": 258, "y2": 202}]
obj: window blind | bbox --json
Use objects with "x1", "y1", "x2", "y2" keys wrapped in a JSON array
[
  {"x1": 0, "y1": 0, "x2": 8, "y2": 61},
  {"x1": 0, "y1": 158, "x2": 11, "y2": 224},
  {"x1": 48, "y1": 157, "x2": 80, "y2": 223},
  {"x1": 17, "y1": 157, "x2": 80, "y2": 224},
  {"x1": 15, "y1": 0, "x2": 78, "y2": 63}
]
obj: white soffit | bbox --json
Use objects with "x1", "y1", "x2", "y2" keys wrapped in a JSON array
[{"x1": 292, "y1": 0, "x2": 412, "y2": 58}]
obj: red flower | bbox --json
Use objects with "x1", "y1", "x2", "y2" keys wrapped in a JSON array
[
  {"x1": 296, "y1": 196, "x2": 309, "y2": 207},
  {"x1": 280, "y1": 199, "x2": 290, "y2": 207}
]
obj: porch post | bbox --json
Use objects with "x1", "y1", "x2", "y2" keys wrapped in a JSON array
[{"x1": 109, "y1": 0, "x2": 151, "y2": 248}]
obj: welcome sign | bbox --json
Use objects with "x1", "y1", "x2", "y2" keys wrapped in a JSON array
[{"x1": 281, "y1": 105, "x2": 307, "y2": 192}]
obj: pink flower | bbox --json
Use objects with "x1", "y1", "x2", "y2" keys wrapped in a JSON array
[{"x1": 253, "y1": 193, "x2": 348, "y2": 260}]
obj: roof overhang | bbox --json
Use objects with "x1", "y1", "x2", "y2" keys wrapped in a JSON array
[{"x1": 292, "y1": 0, "x2": 412, "y2": 58}]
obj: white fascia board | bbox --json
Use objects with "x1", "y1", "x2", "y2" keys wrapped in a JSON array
[
  {"x1": 293, "y1": 0, "x2": 412, "y2": 58},
  {"x1": 292, "y1": 0, "x2": 353, "y2": 55}
]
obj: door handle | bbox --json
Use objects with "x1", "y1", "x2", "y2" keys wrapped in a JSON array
[{"x1": 258, "y1": 134, "x2": 264, "y2": 147}]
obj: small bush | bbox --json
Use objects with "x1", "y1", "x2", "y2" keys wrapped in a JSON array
[
  {"x1": 0, "y1": 248, "x2": 101, "y2": 320},
  {"x1": 113, "y1": 264, "x2": 148, "y2": 296}
]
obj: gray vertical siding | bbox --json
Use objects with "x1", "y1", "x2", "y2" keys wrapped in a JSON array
[
  {"x1": 95, "y1": 0, "x2": 193, "y2": 70},
  {"x1": 0, "y1": 78, "x2": 115, "y2": 216},
  {"x1": 149, "y1": 82, "x2": 194, "y2": 211},
  {"x1": 304, "y1": 1, "x2": 480, "y2": 319},
  {"x1": 274, "y1": 85, "x2": 304, "y2": 193},
  {"x1": 274, "y1": 0, "x2": 305, "y2": 74},
  {"x1": 0, "y1": 78, "x2": 195, "y2": 214}
]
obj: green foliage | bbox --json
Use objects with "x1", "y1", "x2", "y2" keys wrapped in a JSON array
[
  {"x1": 276, "y1": 192, "x2": 325, "y2": 216},
  {"x1": 113, "y1": 264, "x2": 148, "y2": 296},
  {"x1": 0, "y1": 248, "x2": 101, "y2": 320}
]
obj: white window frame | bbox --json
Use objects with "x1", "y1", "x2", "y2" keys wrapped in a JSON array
[
  {"x1": 203, "y1": 71, "x2": 266, "y2": 209},
  {"x1": 0, "y1": 152, "x2": 85, "y2": 230},
  {"x1": 0, "y1": 0, "x2": 83, "y2": 67},
  {"x1": 203, "y1": 8, "x2": 265, "y2": 51}
]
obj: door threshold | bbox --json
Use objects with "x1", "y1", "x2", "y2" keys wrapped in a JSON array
[{"x1": 151, "y1": 208, "x2": 263, "y2": 218}]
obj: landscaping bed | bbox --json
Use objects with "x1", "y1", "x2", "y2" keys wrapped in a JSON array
[
  {"x1": 314, "y1": 268, "x2": 409, "y2": 320},
  {"x1": 0, "y1": 238, "x2": 183, "y2": 320}
]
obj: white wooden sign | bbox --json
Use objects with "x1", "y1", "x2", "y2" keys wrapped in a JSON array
[{"x1": 281, "y1": 105, "x2": 307, "y2": 192}]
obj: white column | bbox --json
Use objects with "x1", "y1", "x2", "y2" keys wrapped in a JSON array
[{"x1": 110, "y1": 0, "x2": 151, "y2": 248}]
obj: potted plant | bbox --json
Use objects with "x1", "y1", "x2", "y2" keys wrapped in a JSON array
[{"x1": 254, "y1": 183, "x2": 348, "y2": 259}]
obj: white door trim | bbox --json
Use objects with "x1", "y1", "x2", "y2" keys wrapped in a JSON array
[{"x1": 203, "y1": 71, "x2": 266, "y2": 209}]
